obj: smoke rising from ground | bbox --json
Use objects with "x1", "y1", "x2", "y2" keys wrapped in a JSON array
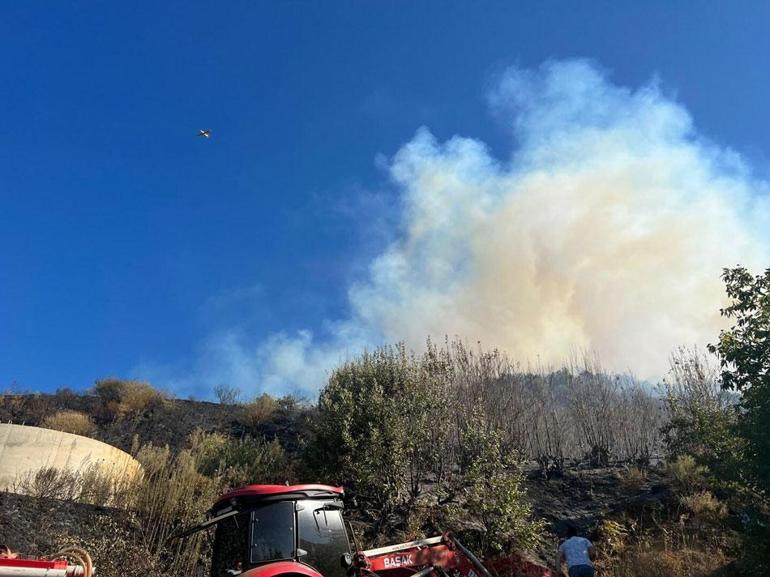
[{"x1": 173, "y1": 60, "x2": 770, "y2": 395}]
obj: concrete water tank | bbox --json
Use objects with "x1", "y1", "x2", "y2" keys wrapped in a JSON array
[{"x1": 0, "y1": 423, "x2": 141, "y2": 495}]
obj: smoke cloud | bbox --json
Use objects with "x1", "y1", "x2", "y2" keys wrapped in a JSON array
[{"x1": 182, "y1": 60, "x2": 770, "y2": 396}]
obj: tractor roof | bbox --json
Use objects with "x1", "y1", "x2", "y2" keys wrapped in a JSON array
[{"x1": 213, "y1": 484, "x2": 344, "y2": 509}]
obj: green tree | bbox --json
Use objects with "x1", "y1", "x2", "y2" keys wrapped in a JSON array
[
  {"x1": 457, "y1": 409, "x2": 544, "y2": 555},
  {"x1": 308, "y1": 345, "x2": 415, "y2": 514},
  {"x1": 305, "y1": 340, "x2": 543, "y2": 554},
  {"x1": 308, "y1": 342, "x2": 467, "y2": 515},
  {"x1": 709, "y1": 266, "x2": 770, "y2": 574},
  {"x1": 401, "y1": 341, "x2": 455, "y2": 500},
  {"x1": 661, "y1": 348, "x2": 743, "y2": 483},
  {"x1": 709, "y1": 267, "x2": 770, "y2": 488}
]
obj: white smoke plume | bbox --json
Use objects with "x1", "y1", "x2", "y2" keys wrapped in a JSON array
[{"x1": 177, "y1": 60, "x2": 770, "y2": 396}]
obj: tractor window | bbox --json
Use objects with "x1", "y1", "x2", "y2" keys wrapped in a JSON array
[
  {"x1": 249, "y1": 501, "x2": 295, "y2": 564},
  {"x1": 297, "y1": 500, "x2": 350, "y2": 577},
  {"x1": 211, "y1": 512, "x2": 250, "y2": 577}
]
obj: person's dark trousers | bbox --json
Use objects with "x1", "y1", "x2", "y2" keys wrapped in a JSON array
[{"x1": 568, "y1": 565, "x2": 594, "y2": 577}]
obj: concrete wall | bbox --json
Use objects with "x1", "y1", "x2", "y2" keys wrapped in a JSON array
[{"x1": 0, "y1": 423, "x2": 141, "y2": 493}]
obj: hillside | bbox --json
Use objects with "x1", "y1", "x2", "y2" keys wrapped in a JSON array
[
  {"x1": 0, "y1": 391, "x2": 310, "y2": 453},
  {"x1": 0, "y1": 371, "x2": 754, "y2": 577}
]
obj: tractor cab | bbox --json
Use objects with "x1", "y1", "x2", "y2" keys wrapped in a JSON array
[{"x1": 208, "y1": 484, "x2": 351, "y2": 577}]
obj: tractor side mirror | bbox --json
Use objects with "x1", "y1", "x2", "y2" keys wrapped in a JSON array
[{"x1": 340, "y1": 553, "x2": 353, "y2": 570}]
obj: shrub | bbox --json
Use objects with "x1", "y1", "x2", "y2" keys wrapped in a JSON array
[
  {"x1": 680, "y1": 490, "x2": 728, "y2": 522},
  {"x1": 599, "y1": 518, "x2": 629, "y2": 558},
  {"x1": 41, "y1": 410, "x2": 96, "y2": 436},
  {"x1": 241, "y1": 393, "x2": 279, "y2": 426},
  {"x1": 277, "y1": 394, "x2": 299, "y2": 411},
  {"x1": 92, "y1": 378, "x2": 124, "y2": 408},
  {"x1": 117, "y1": 381, "x2": 164, "y2": 417},
  {"x1": 14, "y1": 466, "x2": 81, "y2": 501},
  {"x1": 92, "y1": 379, "x2": 164, "y2": 420},
  {"x1": 189, "y1": 430, "x2": 294, "y2": 488},
  {"x1": 53, "y1": 387, "x2": 79, "y2": 407},
  {"x1": 666, "y1": 455, "x2": 708, "y2": 494}
]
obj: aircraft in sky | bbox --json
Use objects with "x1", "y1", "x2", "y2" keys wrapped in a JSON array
[{"x1": 198, "y1": 129, "x2": 211, "y2": 138}]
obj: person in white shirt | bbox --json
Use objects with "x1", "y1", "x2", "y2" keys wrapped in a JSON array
[{"x1": 558, "y1": 525, "x2": 596, "y2": 577}]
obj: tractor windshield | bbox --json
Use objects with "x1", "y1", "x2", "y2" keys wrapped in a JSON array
[
  {"x1": 211, "y1": 502, "x2": 295, "y2": 577},
  {"x1": 297, "y1": 500, "x2": 350, "y2": 577}
]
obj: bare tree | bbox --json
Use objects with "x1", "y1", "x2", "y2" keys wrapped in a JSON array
[{"x1": 213, "y1": 384, "x2": 242, "y2": 405}]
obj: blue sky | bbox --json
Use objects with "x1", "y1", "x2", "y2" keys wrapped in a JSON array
[{"x1": 2, "y1": 1, "x2": 770, "y2": 397}]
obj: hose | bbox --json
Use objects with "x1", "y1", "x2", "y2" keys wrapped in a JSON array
[
  {"x1": 0, "y1": 545, "x2": 17, "y2": 559},
  {"x1": 50, "y1": 546, "x2": 93, "y2": 577}
]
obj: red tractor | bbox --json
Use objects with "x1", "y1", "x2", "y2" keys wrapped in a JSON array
[{"x1": 185, "y1": 484, "x2": 552, "y2": 577}]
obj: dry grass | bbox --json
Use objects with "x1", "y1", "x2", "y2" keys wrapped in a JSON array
[
  {"x1": 618, "y1": 467, "x2": 647, "y2": 493},
  {"x1": 12, "y1": 462, "x2": 137, "y2": 508},
  {"x1": 132, "y1": 446, "x2": 218, "y2": 575},
  {"x1": 41, "y1": 410, "x2": 96, "y2": 436},
  {"x1": 603, "y1": 545, "x2": 730, "y2": 577}
]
